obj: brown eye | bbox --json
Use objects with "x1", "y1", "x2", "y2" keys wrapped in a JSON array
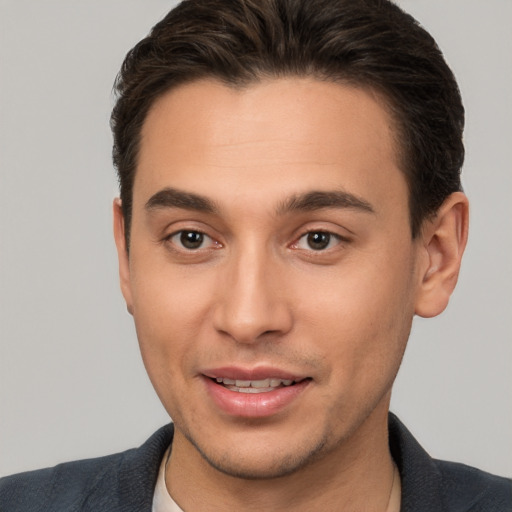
[
  {"x1": 180, "y1": 231, "x2": 204, "y2": 249},
  {"x1": 295, "y1": 231, "x2": 342, "y2": 251},
  {"x1": 168, "y1": 230, "x2": 213, "y2": 250},
  {"x1": 307, "y1": 232, "x2": 331, "y2": 250}
]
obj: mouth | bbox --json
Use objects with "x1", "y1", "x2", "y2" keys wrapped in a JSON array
[
  {"x1": 211, "y1": 377, "x2": 307, "y2": 394},
  {"x1": 202, "y1": 369, "x2": 312, "y2": 418}
]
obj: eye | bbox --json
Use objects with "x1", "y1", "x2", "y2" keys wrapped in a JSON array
[
  {"x1": 168, "y1": 230, "x2": 216, "y2": 250},
  {"x1": 295, "y1": 231, "x2": 341, "y2": 251}
]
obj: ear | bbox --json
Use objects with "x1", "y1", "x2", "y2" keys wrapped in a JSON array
[
  {"x1": 414, "y1": 192, "x2": 469, "y2": 318},
  {"x1": 113, "y1": 199, "x2": 134, "y2": 315}
]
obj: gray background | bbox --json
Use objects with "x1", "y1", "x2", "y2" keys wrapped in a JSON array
[{"x1": 1, "y1": 0, "x2": 511, "y2": 477}]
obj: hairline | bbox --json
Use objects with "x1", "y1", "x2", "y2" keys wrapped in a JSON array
[{"x1": 121, "y1": 73, "x2": 414, "y2": 251}]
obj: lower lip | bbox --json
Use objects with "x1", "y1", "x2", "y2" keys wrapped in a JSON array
[{"x1": 203, "y1": 377, "x2": 310, "y2": 418}]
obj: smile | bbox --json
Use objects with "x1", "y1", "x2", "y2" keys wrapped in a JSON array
[
  {"x1": 203, "y1": 371, "x2": 311, "y2": 418},
  {"x1": 214, "y1": 377, "x2": 300, "y2": 393}
]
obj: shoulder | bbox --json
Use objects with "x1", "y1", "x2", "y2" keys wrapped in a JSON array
[
  {"x1": 0, "y1": 424, "x2": 174, "y2": 512},
  {"x1": 389, "y1": 413, "x2": 511, "y2": 512},
  {"x1": 435, "y1": 459, "x2": 512, "y2": 512},
  {"x1": 0, "y1": 451, "x2": 128, "y2": 512}
]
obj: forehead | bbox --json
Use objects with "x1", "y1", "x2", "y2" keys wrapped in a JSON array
[{"x1": 135, "y1": 78, "x2": 406, "y2": 215}]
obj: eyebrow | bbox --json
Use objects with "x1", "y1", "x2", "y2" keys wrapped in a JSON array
[
  {"x1": 277, "y1": 190, "x2": 374, "y2": 215},
  {"x1": 145, "y1": 187, "x2": 218, "y2": 214},
  {"x1": 145, "y1": 187, "x2": 374, "y2": 217}
]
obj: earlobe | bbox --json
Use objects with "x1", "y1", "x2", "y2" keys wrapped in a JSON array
[
  {"x1": 113, "y1": 199, "x2": 134, "y2": 315},
  {"x1": 414, "y1": 192, "x2": 469, "y2": 318}
]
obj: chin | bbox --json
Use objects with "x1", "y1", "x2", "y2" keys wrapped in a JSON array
[{"x1": 183, "y1": 427, "x2": 330, "y2": 480}]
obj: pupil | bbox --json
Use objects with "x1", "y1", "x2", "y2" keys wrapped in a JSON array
[
  {"x1": 180, "y1": 231, "x2": 203, "y2": 249},
  {"x1": 307, "y1": 232, "x2": 330, "y2": 250}
]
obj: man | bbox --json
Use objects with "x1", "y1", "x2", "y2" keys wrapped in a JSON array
[{"x1": 1, "y1": 0, "x2": 510, "y2": 510}]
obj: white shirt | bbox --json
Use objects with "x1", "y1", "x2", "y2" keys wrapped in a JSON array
[{"x1": 152, "y1": 446, "x2": 184, "y2": 512}]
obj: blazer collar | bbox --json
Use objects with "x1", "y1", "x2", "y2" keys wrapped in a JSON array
[
  {"x1": 389, "y1": 413, "x2": 444, "y2": 512},
  {"x1": 109, "y1": 415, "x2": 444, "y2": 512}
]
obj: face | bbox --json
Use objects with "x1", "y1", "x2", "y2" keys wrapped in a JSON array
[{"x1": 116, "y1": 78, "x2": 426, "y2": 478}]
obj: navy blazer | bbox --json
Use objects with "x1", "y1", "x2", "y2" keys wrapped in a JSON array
[{"x1": 1, "y1": 414, "x2": 511, "y2": 511}]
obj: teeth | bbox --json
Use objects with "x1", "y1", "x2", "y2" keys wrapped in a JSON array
[
  {"x1": 236, "y1": 387, "x2": 270, "y2": 394},
  {"x1": 215, "y1": 377, "x2": 296, "y2": 389},
  {"x1": 250, "y1": 379, "x2": 270, "y2": 388},
  {"x1": 216, "y1": 377, "x2": 235, "y2": 385}
]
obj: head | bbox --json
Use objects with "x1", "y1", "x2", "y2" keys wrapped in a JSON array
[
  {"x1": 111, "y1": 0, "x2": 468, "y2": 488},
  {"x1": 111, "y1": 0, "x2": 465, "y2": 249}
]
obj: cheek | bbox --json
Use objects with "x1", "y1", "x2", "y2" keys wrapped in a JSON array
[
  {"x1": 295, "y1": 249, "x2": 416, "y2": 378},
  {"x1": 128, "y1": 254, "x2": 215, "y2": 379},
  {"x1": 128, "y1": 268, "x2": 217, "y2": 420}
]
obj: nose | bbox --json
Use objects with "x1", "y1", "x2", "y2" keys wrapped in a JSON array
[{"x1": 212, "y1": 246, "x2": 293, "y2": 344}]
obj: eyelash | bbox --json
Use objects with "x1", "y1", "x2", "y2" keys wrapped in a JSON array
[
  {"x1": 165, "y1": 230, "x2": 220, "y2": 251},
  {"x1": 164, "y1": 228, "x2": 347, "y2": 256},
  {"x1": 292, "y1": 230, "x2": 346, "y2": 252}
]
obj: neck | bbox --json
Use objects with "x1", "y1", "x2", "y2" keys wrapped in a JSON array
[{"x1": 166, "y1": 406, "x2": 399, "y2": 512}]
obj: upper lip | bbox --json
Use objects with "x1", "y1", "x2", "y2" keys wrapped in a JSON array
[{"x1": 201, "y1": 366, "x2": 309, "y2": 382}]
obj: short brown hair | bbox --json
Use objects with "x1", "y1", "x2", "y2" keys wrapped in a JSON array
[{"x1": 111, "y1": 0, "x2": 464, "y2": 246}]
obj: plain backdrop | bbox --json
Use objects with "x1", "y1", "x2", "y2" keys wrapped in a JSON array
[{"x1": 1, "y1": 0, "x2": 511, "y2": 478}]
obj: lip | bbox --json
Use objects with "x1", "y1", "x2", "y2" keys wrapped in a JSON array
[
  {"x1": 202, "y1": 366, "x2": 306, "y2": 381},
  {"x1": 201, "y1": 366, "x2": 311, "y2": 418}
]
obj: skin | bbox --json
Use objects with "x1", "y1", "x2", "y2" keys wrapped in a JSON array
[{"x1": 114, "y1": 78, "x2": 468, "y2": 511}]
